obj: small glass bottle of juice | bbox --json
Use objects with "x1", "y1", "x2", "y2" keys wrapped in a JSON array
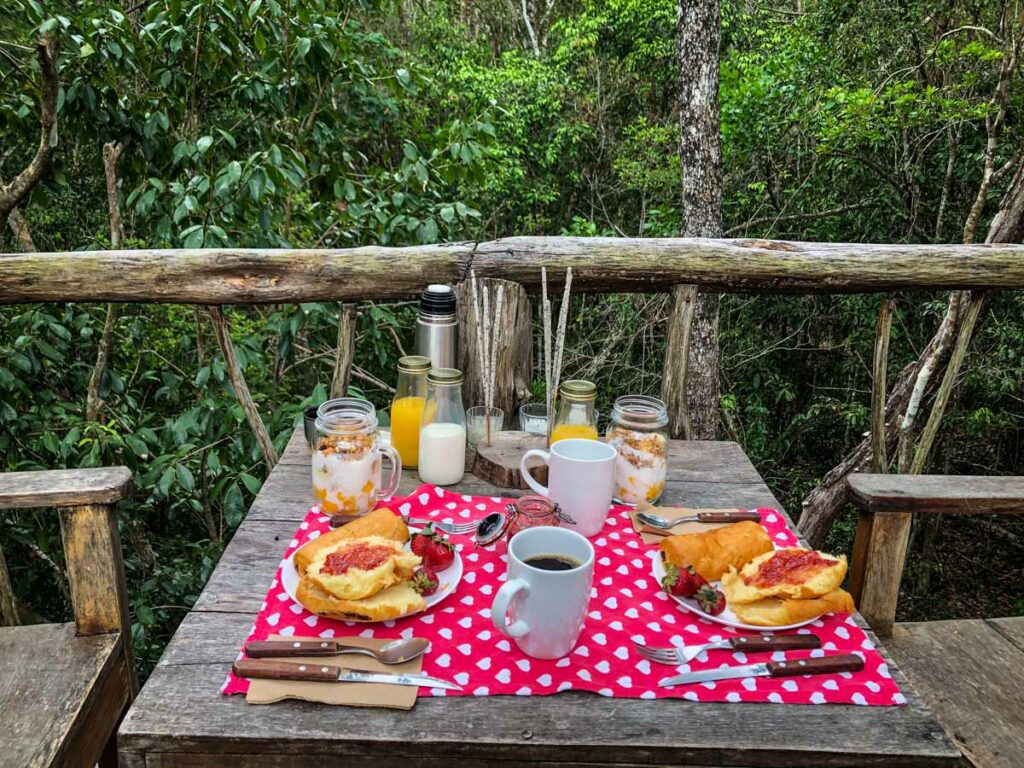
[
  {"x1": 390, "y1": 355, "x2": 430, "y2": 467},
  {"x1": 418, "y1": 368, "x2": 467, "y2": 486},
  {"x1": 550, "y1": 380, "x2": 599, "y2": 444}
]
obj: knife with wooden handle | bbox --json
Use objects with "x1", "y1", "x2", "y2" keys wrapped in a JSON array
[
  {"x1": 657, "y1": 653, "x2": 865, "y2": 687},
  {"x1": 234, "y1": 659, "x2": 462, "y2": 691}
]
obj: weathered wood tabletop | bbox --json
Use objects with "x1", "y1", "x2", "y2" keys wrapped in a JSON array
[{"x1": 118, "y1": 429, "x2": 960, "y2": 767}]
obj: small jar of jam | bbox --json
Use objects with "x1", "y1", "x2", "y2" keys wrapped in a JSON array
[
  {"x1": 506, "y1": 495, "x2": 561, "y2": 539},
  {"x1": 474, "y1": 496, "x2": 576, "y2": 547}
]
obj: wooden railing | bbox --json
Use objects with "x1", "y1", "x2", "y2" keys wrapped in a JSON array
[{"x1": 4, "y1": 237, "x2": 1024, "y2": 303}]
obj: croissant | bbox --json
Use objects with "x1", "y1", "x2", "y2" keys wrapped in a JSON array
[{"x1": 659, "y1": 521, "x2": 773, "y2": 581}]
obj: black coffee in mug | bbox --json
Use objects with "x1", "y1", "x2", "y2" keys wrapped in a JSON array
[{"x1": 524, "y1": 554, "x2": 582, "y2": 572}]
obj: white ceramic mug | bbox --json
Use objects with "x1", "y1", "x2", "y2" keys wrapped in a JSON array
[
  {"x1": 519, "y1": 438, "x2": 616, "y2": 537},
  {"x1": 491, "y1": 526, "x2": 595, "y2": 659}
]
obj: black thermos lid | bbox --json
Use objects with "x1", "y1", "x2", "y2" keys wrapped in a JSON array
[{"x1": 419, "y1": 284, "x2": 457, "y2": 316}]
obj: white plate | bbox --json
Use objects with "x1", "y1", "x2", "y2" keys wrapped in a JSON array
[
  {"x1": 281, "y1": 527, "x2": 463, "y2": 622},
  {"x1": 651, "y1": 554, "x2": 817, "y2": 632}
]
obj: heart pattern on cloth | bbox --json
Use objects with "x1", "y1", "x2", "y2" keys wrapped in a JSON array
[{"x1": 221, "y1": 484, "x2": 903, "y2": 706}]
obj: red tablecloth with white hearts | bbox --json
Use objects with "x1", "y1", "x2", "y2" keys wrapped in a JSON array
[{"x1": 222, "y1": 484, "x2": 904, "y2": 705}]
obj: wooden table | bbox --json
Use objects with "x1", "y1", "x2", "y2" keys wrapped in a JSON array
[{"x1": 119, "y1": 430, "x2": 961, "y2": 767}]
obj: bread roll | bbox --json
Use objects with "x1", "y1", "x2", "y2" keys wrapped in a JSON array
[
  {"x1": 659, "y1": 521, "x2": 773, "y2": 581},
  {"x1": 294, "y1": 507, "x2": 409, "y2": 575},
  {"x1": 730, "y1": 588, "x2": 855, "y2": 627},
  {"x1": 297, "y1": 576, "x2": 426, "y2": 621},
  {"x1": 721, "y1": 548, "x2": 847, "y2": 604}
]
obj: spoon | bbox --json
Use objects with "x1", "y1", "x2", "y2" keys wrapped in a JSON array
[
  {"x1": 637, "y1": 510, "x2": 762, "y2": 530},
  {"x1": 245, "y1": 637, "x2": 430, "y2": 665}
]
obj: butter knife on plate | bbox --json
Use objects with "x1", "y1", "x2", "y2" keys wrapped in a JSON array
[
  {"x1": 658, "y1": 652, "x2": 864, "y2": 687},
  {"x1": 234, "y1": 659, "x2": 463, "y2": 691}
]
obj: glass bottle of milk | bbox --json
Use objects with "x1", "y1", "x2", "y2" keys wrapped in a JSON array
[{"x1": 418, "y1": 367, "x2": 467, "y2": 486}]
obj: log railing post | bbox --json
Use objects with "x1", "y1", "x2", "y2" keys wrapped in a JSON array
[
  {"x1": 847, "y1": 505, "x2": 912, "y2": 637},
  {"x1": 0, "y1": 466, "x2": 137, "y2": 692},
  {"x1": 661, "y1": 284, "x2": 698, "y2": 439},
  {"x1": 60, "y1": 502, "x2": 138, "y2": 693},
  {"x1": 457, "y1": 278, "x2": 533, "y2": 424},
  {"x1": 330, "y1": 303, "x2": 357, "y2": 399}
]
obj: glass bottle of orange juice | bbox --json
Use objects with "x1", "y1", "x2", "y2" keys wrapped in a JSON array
[
  {"x1": 390, "y1": 355, "x2": 430, "y2": 467},
  {"x1": 550, "y1": 380, "x2": 599, "y2": 444}
]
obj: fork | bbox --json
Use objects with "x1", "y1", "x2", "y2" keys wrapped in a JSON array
[
  {"x1": 634, "y1": 635, "x2": 821, "y2": 665},
  {"x1": 406, "y1": 517, "x2": 479, "y2": 535}
]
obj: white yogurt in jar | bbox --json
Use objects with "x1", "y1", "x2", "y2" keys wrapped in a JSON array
[
  {"x1": 418, "y1": 422, "x2": 466, "y2": 486},
  {"x1": 312, "y1": 434, "x2": 382, "y2": 515},
  {"x1": 609, "y1": 427, "x2": 667, "y2": 504}
]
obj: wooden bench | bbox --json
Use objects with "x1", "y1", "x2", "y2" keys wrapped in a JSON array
[
  {"x1": 847, "y1": 474, "x2": 1024, "y2": 768},
  {"x1": 0, "y1": 467, "x2": 136, "y2": 768}
]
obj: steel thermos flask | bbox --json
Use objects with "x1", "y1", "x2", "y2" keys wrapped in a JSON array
[{"x1": 414, "y1": 284, "x2": 458, "y2": 370}]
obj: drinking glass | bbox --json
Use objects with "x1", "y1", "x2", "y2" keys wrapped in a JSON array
[
  {"x1": 518, "y1": 402, "x2": 552, "y2": 435},
  {"x1": 466, "y1": 406, "x2": 504, "y2": 448}
]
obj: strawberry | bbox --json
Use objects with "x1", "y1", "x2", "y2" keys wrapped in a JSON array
[
  {"x1": 423, "y1": 533, "x2": 456, "y2": 571},
  {"x1": 410, "y1": 566, "x2": 438, "y2": 596},
  {"x1": 661, "y1": 563, "x2": 706, "y2": 598},
  {"x1": 410, "y1": 524, "x2": 436, "y2": 558},
  {"x1": 695, "y1": 584, "x2": 727, "y2": 616}
]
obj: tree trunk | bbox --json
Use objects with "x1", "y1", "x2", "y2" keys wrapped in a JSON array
[
  {"x1": 0, "y1": 37, "x2": 59, "y2": 226},
  {"x1": 207, "y1": 306, "x2": 279, "y2": 469},
  {"x1": 0, "y1": 109, "x2": 46, "y2": 255},
  {"x1": 86, "y1": 142, "x2": 126, "y2": 423},
  {"x1": 664, "y1": 0, "x2": 723, "y2": 439},
  {"x1": 870, "y1": 298, "x2": 895, "y2": 473},
  {"x1": 0, "y1": 546, "x2": 18, "y2": 627},
  {"x1": 6, "y1": 205, "x2": 36, "y2": 252},
  {"x1": 799, "y1": 153, "x2": 1024, "y2": 547},
  {"x1": 457, "y1": 278, "x2": 533, "y2": 422},
  {"x1": 85, "y1": 305, "x2": 118, "y2": 422}
]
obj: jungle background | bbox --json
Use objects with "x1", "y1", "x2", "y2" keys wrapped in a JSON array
[{"x1": 1, "y1": 0, "x2": 1022, "y2": 679}]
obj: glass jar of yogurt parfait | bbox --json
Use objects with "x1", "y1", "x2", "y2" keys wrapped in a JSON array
[
  {"x1": 606, "y1": 395, "x2": 669, "y2": 504},
  {"x1": 312, "y1": 398, "x2": 402, "y2": 517}
]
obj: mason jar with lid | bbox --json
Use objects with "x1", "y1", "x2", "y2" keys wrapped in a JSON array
[
  {"x1": 550, "y1": 379, "x2": 599, "y2": 444},
  {"x1": 418, "y1": 368, "x2": 467, "y2": 486},
  {"x1": 390, "y1": 355, "x2": 430, "y2": 468},
  {"x1": 605, "y1": 395, "x2": 669, "y2": 504},
  {"x1": 312, "y1": 398, "x2": 402, "y2": 517}
]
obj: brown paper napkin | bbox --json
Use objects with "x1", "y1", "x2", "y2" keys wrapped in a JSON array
[
  {"x1": 629, "y1": 500, "x2": 743, "y2": 544},
  {"x1": 245, "y1": 635, "x2": 423, "y2": 709}
]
